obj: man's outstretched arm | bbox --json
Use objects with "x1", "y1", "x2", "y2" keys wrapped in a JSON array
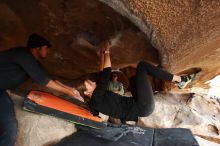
[
  {"x1": 16, "y1": 50, "x2": 84, "y2": 102},
  {"x1": 46, "y1": 80, "x2": 84, "y2": 102}
]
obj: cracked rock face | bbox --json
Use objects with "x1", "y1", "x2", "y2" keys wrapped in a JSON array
[{"x1": 137, "y1": 93, "x2": 220, "y2": 143}]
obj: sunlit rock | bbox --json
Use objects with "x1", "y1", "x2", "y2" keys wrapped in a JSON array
[{"x1": 138, "y1": 92, "x2": 220, "y2": 142}]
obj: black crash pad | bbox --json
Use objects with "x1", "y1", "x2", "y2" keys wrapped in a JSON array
[{"x1": 55, "y1": 124, "x2": 199, "y2": 146}]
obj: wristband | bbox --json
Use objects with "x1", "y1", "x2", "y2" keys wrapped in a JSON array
[{"x1": 103, "y1": 50, "x2": 110, "y2": 54}]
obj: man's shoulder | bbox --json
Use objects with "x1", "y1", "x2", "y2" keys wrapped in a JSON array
[
  {"x1": 0, "y1": 47, "x2": 29, "y2": 57},
  {"x1": 12, "y1": 46, "x2": 28, "y2": 52},
  {"x1": 11, "y1": 47, "x2": 31, "y2": 56},
  {"x1": 7, "y1": 47, "x2": 34, "y2": 63},
  {"x1": 3, "y1": 46, "x2": 28, "y2": 54}
]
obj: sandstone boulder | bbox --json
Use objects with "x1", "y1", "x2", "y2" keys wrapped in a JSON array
[{"x1": 138, "y1": 92, "x2": 220, "y2": 142}]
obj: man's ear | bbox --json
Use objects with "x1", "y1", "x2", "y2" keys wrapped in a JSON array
[{"x1": 30, "y1": 47, "x2": 40, "y2": 59}]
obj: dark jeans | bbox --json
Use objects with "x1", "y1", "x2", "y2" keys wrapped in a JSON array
[
  {"x1": 0, "y1": 90, "x2": 17, "y2": 146},
  {"x1": 131, "y1": 61, "x2": 173, "y2": 117}
]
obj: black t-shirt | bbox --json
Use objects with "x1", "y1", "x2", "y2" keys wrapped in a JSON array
[
  {"x1": 0, "y1": 47, "x2": 51, "y2": 90},
  {"x1": 89, "y1": 67, "x2": 139, "y2": 121}
]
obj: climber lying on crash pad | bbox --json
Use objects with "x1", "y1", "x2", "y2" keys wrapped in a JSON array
[{"x1": 78, "y1": 40, "x2": 195, "y2": 123}]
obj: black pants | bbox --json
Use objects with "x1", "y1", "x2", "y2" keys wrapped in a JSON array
[
  {"x1": 0, "y1": 90, "x2": 17, "y2": 146},
  {"x1": 130, "y1": 61, "x2": 173, "y2": 117}
]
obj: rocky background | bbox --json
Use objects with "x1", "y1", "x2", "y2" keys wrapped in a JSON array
[
  {"x1": 0, "y1": 0, "x2": 220, "y2": 145},
  {"x1": 0, "y1": 0, "x2": 159, "y2": 79}
]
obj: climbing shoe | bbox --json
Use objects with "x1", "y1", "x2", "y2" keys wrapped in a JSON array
[{"x1": 177, "y1": 74, "x2": 196, "y2": 89}]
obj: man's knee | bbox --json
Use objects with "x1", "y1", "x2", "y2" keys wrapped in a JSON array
[
  {"x1": 0, "y1": 118, "x2": 17, "y2": 145},
  {"x1": 8, "y1": 119, "x2": 17, "y2": 140}
]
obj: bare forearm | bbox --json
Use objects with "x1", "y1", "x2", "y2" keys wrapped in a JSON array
[
  {"x1": 100, "y1": 47, "x2": 105, "y2": 71},
  {"x1": 46, "y1": 80, "x2": 84, "y2": 102},
  {"x1": 103, "y1": 53, "x2": 111, "y2": 68},
  {"x1": 55, "y1": 80, "x2": 72, "y2": 90},
  {"x1": 99, "y1": 41, "x2": 111, "y2": 70},
  {"x1": 46, "y1": 80, "x2": 70, "y2": 95}
]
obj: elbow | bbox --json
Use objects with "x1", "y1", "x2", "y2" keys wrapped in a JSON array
[{"x1": 45, "y1": 80, "x2": 53, "y2": 88}]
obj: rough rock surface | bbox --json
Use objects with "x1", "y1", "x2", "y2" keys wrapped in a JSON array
[
  {"x1": 0, "y1": 0, "x2": 219, "y2": 88},
  {"x1": 195, "y1": 136, "x2": 220, "y2": 146},
  {"x1": 0, "y1": 0, "x2": 159, "y2": 80},
  {"x1": 99, "y1": 0, "x2": 220, "y2": 88},
  {"x1": 137, "y1": 92, "x2": 220, "y2": 143}
]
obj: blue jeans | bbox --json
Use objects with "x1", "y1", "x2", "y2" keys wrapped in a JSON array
[{"x1": 0, "y1": 90, "x2": 17, "y2": 146}]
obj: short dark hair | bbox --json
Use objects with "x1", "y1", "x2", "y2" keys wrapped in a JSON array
[{"x1": 27, "y1": 33, "x2": 51, "y2": 49}]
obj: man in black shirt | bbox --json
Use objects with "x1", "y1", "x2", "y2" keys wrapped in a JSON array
[{"x1": 0, "y1": 34, "x2": 83, "y2": 146}]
